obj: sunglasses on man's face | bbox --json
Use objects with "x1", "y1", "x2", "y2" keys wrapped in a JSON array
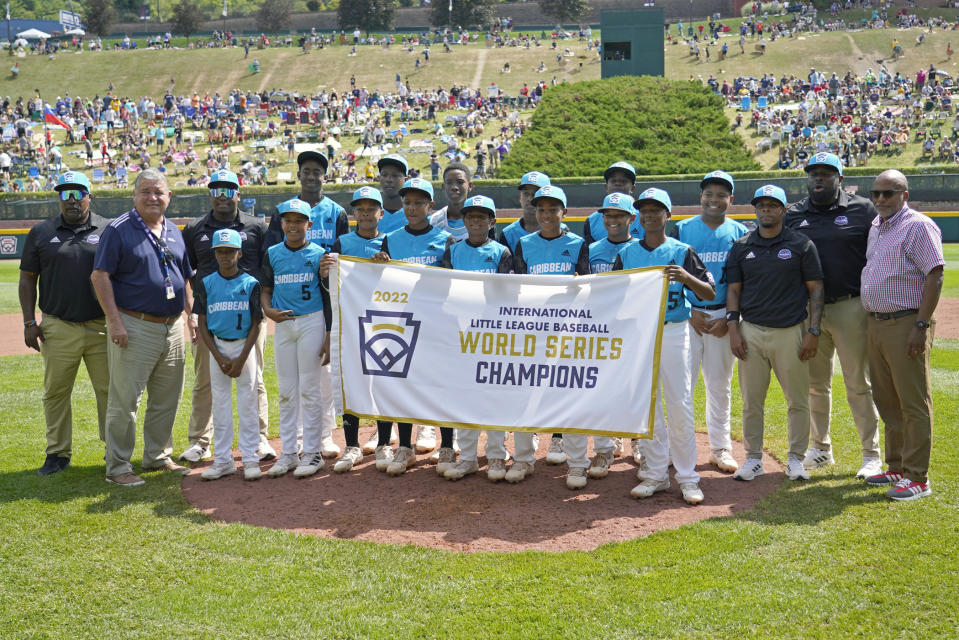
[
  {"x1": 59, "y1": 189, "x2": 88, "y2": 202},
  {"x1": 210, "y1": 187, "x2": 237, "y2": 199},
  {"x1": 870, "y1": 189, "x2": 906, "y2": 200}
]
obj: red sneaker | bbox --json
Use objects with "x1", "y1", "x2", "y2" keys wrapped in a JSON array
[
  {"x1": 865, "y1": 470, "x2": 903, "y2": 486},
  {"x1": 886, "y1": 479, "x2": 932, "y2": 502}
]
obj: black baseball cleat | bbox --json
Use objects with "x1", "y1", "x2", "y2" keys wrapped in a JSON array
[{"x1": 38, "y1": 454, "x2": 71, "y2": 476}]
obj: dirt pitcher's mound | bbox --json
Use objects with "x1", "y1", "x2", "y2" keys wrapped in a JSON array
[{"x1": 182, "y1": 429, "x2": 785, "y2": 553}]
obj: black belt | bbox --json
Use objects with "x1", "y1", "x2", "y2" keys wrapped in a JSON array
[
  {"x1": 692, "y1": 304, "x2": 726, "y2": 311},
  {"x1": 215, "y1": 336, "x2": 244, "y2": 342},
  {"x1": 825, "y1": 294, "x2": 859, "y2": 305},
  {"x1": 868, "y1": 309, "x2": 918, "y2": 321}
]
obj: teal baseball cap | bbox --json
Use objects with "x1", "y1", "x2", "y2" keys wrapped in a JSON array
[
  {"x1": 531, "y1": 185, "x2": 567, "y2": 208},
  {"x1": 398, "y1": 177, "x2": 434, "y2": 200},
  {"x1": 805, "y1": 152, "x2": 843, "y2": 176},
  {"x1": 55, "y1": 170, "x2": 91, "y2": 192},
  {"x1": 461, "y1": 195, "x2": 497, "y2": 218},
  {"x1": 209, "y1": 169, "x2": 239, "y2": 189},
  {"x1": 277, "y1": 198, "x2": 313, "y2": 220},
  {"x1": 518, "y1": 171, "x2": 551, "y2": 190},
  {"x1": 351, "y1": 186, "x2": 383, "y2": 207},
  {"x1": 603, "y1": 161, "x2": 637, "y2": 183},
  {"x1": 751, "y1": 184, "x2": 788, "y2": 207},
  {"x1": 635, "y1": 187, "x2": 672, "y2": 213},
  {"x1": 377, "y1": 154, "x2": 408, "y2": 175},
  {"x1": 599, "y1": 192, "x2": 635, "y2": 215},
  {"x1": 211, "y1": 228, "x2": 242, "y2": 249},
  {"x1": 700, "y1": 170, "x2": 735, "y2": 194}
]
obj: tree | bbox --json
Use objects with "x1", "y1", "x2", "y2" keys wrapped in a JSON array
[
  {"x1": 256, "y1": 0, "x2": 292, "y2": 34},
  {"x1": 170, "y1": 0, "x2": 206, "y2": 42},
  {"x1": 430, "y1": 0, "x2": 496, "y2": 30},
  {"x1": 338, "y1": 0, "x2": 396, "y2": 34},
  {"x1": 537, "y1": 0, "x2": 591, "y2": 25},
  {"x1": 83, "y1": 0, "x2": 117, "y2": 37}
]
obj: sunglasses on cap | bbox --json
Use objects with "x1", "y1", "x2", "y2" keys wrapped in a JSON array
[
  {"x1": 870, "y1": 189, "x2": 906, "y2": 200},
  {"x1": 210, "y1": 187, "x2": 237, "y2": 199},
  {"x1": 58, "y1": 189, "x2": 88, "y2": 201}
]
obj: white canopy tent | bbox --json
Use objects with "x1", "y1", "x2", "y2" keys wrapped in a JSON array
[{"x1": 16, "y1": 28, "x2": 51, "y2": 39}]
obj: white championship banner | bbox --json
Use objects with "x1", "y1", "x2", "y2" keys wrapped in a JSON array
[{"x1": 330, "y1": 257, "x2": 668, "y2": 438}]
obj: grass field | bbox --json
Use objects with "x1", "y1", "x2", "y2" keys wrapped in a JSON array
[{"x1": 0, "y1": 253, "x2": 957, "y2": 638}]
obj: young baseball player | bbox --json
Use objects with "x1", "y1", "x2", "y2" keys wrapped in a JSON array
[
  {"x1": 511, "y1": 185, "x2": 592, "y2": 489},
  {"x1": 376, "y1": 154, "x2": 409, "y2": 235},
  {"x1": 196, "y1": 229, "x2": 264, "y2": 481},
  {"x1": 437, "y1": 195, "x2": 513, "y2": 482},
  {"x1": 670, "y1": 171, "x2": 748, "y2": 474},
  {"x1": 582, "y1": 161, "x2": 637, "y2": 245},
  {"x1": 373, "y1": 178, "x2": 455, "y2": 476},
  {"x1": 323, "y1": 186, "x2": 397, "y2": 473},
  {"x1": 260, "y1": 199, "x2": 334, "y2": 478},
  {"x1": 430, "y1": 161, "x2": 473, "y2": 242},
  {"x1": 613, "y1": 188, "x2": 716, "y2": 505},
  {"x1": 585, "y1": 192, "x2": 642, "y2": 479},
  {"x1": 497, "y1": 171, "x2": 551, "y2": 252}
]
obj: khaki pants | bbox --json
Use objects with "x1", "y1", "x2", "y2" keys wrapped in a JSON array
[
  {"x1": 738, "y1": 322, "x2": 811, "y2": 461},
  {"x1": 104, "y1": 315, "x2": 186, "y2": 476},
  {"x1": 187, "y1": 319, "x2": 269, "y2": 448},
  {"x1": 867, "y1": 315, "x2": 935, "y2": 484},
  {"x1": 807, "y1": 296, "x2": 880, "y2": 458},
  {"x1": 39, "y1": 316, "x2": 110, "y2": 457}
]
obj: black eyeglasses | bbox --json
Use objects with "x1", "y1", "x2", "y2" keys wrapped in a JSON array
[{"x1": 870, "y1": 189, "x2": 906, "y2": 199}]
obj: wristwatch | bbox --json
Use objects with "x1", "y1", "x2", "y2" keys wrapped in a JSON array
[
  {"x1": 914, "y1": 319, "x2": 931, "y2": 330},
  {"x1": 725, "y1": 311, "x2": 741, "y2": 323},
  {"x1": 807, "y1": 327, "x2": 821, "y2": 337},
  {"x1": 23, "y1": 320, "x2": 37, "y2": 328}
]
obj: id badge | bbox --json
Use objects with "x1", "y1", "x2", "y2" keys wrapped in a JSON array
[{"x1": 165, "y1": 282, "x2": 175, "y2": 300}]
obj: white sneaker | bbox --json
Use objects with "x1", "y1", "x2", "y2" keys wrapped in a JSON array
[
  {"x1": 257, "y1": 436, "x2": 276, "y2": 461},
  {"x1": 856, "y1": 456, "x2": 883, "y2": 479},
  {"x1": 293, "y1": 452, "x2": 325, "y2": 477},
  {"x1": 680, "y1": 481, "x2": 704, "y2": 505},
  {"x1": 374, "y1": 445, "x2": 394, "y2": 472},
  {"x1": 386, "y1": 446, "x2": 416, "y2": 476},
  {"x1": 733, "y1": 458, "x2": 765, "y2": 481},
  {"x1": 445, "y1": 459, "x2": 478, "y2": 480},
  {"x1": 179, "y1": 443, "x2": 211, "y2": 463},
  {"x1": 435, "y1": 447, "x2": 456, "y2": 476},
  {"x1": 630, "y1": 438, "x2": 644, "y2": 465},
  {"x1": 486, "y1": 458, "x2": 507, "y2": 482},
  {"x1": 802, "y1": 447, "x2": 834, "y2": 470},
  {"x1": 333, "y1": 446, "x2": 363, "y2": 474},
  {"x1": 362, "y1": 425, "x2": 397, "y2": 454},
  {"x1": 267, "y1": 453, "x2": 300, "y2": 477},
  {"x1": 709, "y1": 448, "x2": 739, "y2": 473},
  {"x1": 613, "y1": 438, "x2": 624, "y2": 456},
  {"x1": 321, "y1": 435, "x2": 341, "y2": 458},
  {"x1": 414, "y1": 425, "x2": 436, "y2": 453},
  {"x1": 545, "y1": 437, "x2": 565, "y2": 465},
  {"x1": 505, "y1": 461, "x2": 534, "y2": 483},
  {"x1": 588, "y1": 451, "x2": 614, "y2": 478},
  {"x1": 630, "y1": 478, "x2": 669, "y2": 499},
  {"x1": 786, "y1": 456, "x2": 811, "y2": 481},
  {"x1": 566, "y1": 466, "x2": 588, "y2": 490},
  {"x1": 201, "y1": 461, "x2": 236, "y2": 480},
  {"x1": 243, "y1": 461, "x2": 262, "y2": 481}
]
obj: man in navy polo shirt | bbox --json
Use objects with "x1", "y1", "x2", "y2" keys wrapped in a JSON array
[{"x1": 91, "y1": 168, "x2": 195, "y2": 487}]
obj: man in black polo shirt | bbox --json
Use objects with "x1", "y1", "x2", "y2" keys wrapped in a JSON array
[
  {"x1": 19, "y1": 171, "x2": 110, "y2": 475},
  {"x1": 725, "y1": 185, "x2": 824, "y2": 483},
  {"x1": 180, "y1": 169, "x2": 272, "y2": 463},
  {"x1": 786, "y1": 152, "x2": 881, "y2": 479}
]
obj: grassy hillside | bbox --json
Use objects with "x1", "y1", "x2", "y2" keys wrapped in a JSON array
[{"x1": 497, "y1": 76, "x2": 760, "y2": 178}]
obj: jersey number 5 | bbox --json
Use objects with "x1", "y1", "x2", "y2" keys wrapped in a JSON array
[{"x1": 301, "y1": 284, "x2": 311, "y2": 301}]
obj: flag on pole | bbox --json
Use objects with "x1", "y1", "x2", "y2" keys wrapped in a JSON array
[
  {"x1": 448, "y1": 0, "x2": 453, "y2": 12},
  {"x1": 222, "y1": 0, "x2": 227, "y2": 17},
  {"x1": 6, "y1": 0, "x2": 10, "y2": 21},
  {"x1": 44, "y1": 105, "x2": 70, "y2": 129}
]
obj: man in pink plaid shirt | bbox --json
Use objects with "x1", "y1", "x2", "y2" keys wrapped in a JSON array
[{"x1": 860, "y1": 169, "x2": 945, "y2": 502}]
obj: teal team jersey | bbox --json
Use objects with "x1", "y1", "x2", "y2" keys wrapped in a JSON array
[
  {"x1": 440, "y1": 238, "x2": 513, "y2": 273},
  {"x1": 670, "y1": 215, "x2": 748, "y2": 307},
  {"x1": 614, "y1": 237, "x2": 712, "y2": 323},
  {"x1": 513, "y1": 230, "x2": 590, "y2": 275},
  {"x1": 498, "y1": 218, "x2": 568, "y2": 252},
  {"x1": 199, "y1": 271, "x2": 261, "y2": 340},
  {"x1": 588, "y1": 237, "x2": 639, "y2": 273},
  {"x1": 264, "y1": 242, "x2": 326, "y2": 316},
  {"x1": 381, "y1": 225, "x2": 454, "y2": 266},
  {"x1": 298, "y1": 196, "x2": 348, "y2": 250},
  {"x1": 332, "y1": 231, "x2": 385, "y2": 258},
  {"x1": 378, "y1": 208, "x2": 407, "y2": 235}
]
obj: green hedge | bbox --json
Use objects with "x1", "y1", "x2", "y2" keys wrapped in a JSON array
[{"x1": 496, "y1": 76, "x2": 761, "y2": 180}]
